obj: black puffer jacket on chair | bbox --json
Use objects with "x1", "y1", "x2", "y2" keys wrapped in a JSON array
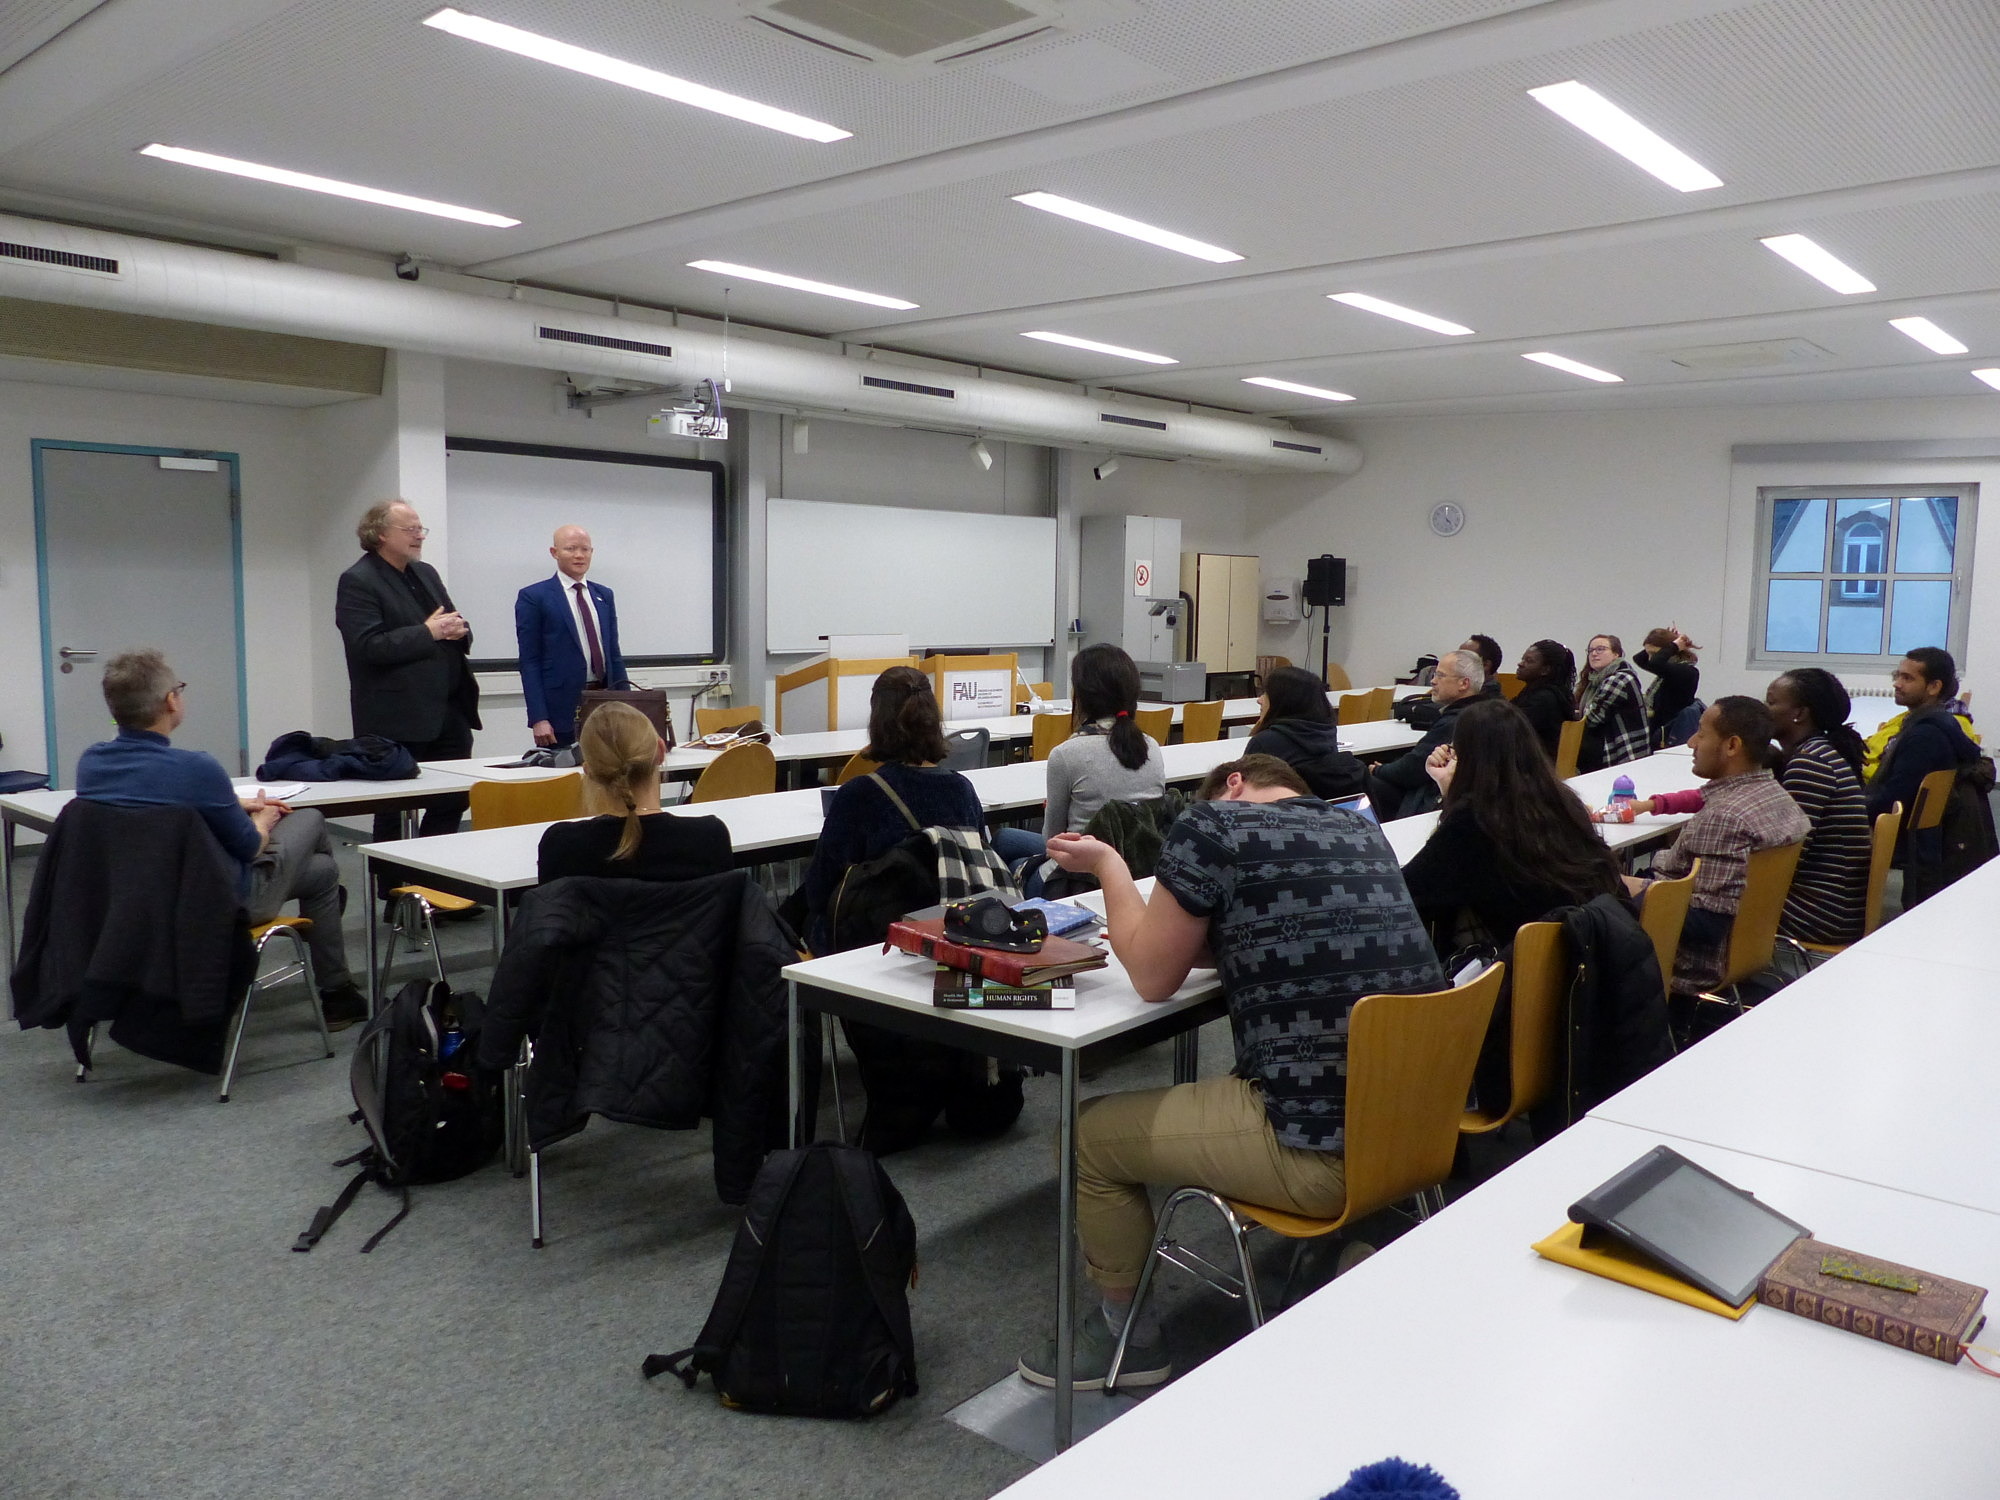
[{"x1": 477, "y1": 871, "x2": 797, "y2": 1204}]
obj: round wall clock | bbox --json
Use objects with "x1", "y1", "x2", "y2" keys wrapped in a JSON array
[{"x1": 1429, "y1": 502, "x2": 1465, "y2": 538}]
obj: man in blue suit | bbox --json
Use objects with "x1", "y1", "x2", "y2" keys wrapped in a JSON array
[{"x1": 515, "y1": 525, "x2": 629, "y2": 746}]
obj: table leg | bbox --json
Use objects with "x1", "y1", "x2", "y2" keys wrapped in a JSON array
[
  {"x1": 2, "y1": 813, "x2": 16, "y2": 969},
  {"x1": 1173, "y1": 1028, "x2": 1200, "y2": 1085},
  {"x1": 1055, "y1": 1048, "x2": 1079, "y2": 1452},
  {"x1": 364, "y1": 856, "x2": 380, "y2": 1018},
  {"x1": 786, "y1": 980, "x2": 801, "y2": 1149}
]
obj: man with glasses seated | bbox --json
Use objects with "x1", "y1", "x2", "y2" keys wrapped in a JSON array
[
  {"x1": 76, "y1": 651, "x2": 366, "y2": 1027},
  {"x1": 1366, "y1": 648, "x2": 1484, "y2": 820}
]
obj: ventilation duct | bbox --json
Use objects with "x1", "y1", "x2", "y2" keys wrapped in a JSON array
[{"x1": 0, "y1": 214, "x2": 1359, "y2": 475}]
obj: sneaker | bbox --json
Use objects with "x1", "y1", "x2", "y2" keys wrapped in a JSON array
[
  {"x1": 318, "y1": 983, "x2": 368, "y2": 1032},
  {"x1": 1334, "y1": 1239, "x2": 1377, "y2": 1277},
  {"x1": 1018, "y1": 1307, "x2": 1170, "y2": 1391}
]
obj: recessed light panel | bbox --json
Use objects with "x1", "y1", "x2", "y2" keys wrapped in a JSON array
[
  {"x1": 1759, "y1": 234, "x2": 1876, "y2": 295},
  {"x1": 1527, "y1": 80, "x2": 1723, "y2": 192},
  {"x1": 423, "y1": 8, "x2": 851, "y2": 142},
  {"x1": 1328, "y1": 292, "x2": 1473, "y2": 337},
  {"x1": 1971, "y1": 369, "x2": 2000, "y2": 392},
  {"x1": 138, "y1": 143, "x2": 520, "y2": 226},
  {"x1": 1021, "y1": 331, "x2": 1177, "y2": 365},
  {"x1": 1243, "y1": 376, "x2": 1355, "y2": 402},
  {"x1": 1888, "y1": 317, "x2": 1970, "y2": 355},
  {"x1": 686, "y1": 260, "x2": 916, "y2": 308},
  {"x1": 1522, "y1": 351, "x2": 1623, "y2": 383},
  {"x1": 1011, "y1": 192, "x2": 1242, "y2": 263}
]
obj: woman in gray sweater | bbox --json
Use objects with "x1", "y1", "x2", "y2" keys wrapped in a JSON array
[{"x1": 1044, "y1": 644, "x2": 1166, "y2": 836}]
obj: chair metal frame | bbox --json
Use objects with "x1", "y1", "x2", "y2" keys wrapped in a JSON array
[
  {"x1": 1698, "y1": 841, "x2": 1805, "y2": 1011},
  {"x1": 218, "y1": 916, "x2": 334, "y2": 1102}
]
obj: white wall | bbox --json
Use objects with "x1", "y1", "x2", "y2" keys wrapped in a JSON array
[{"x1": 1248, "y1": 394, "x2": 2000, "y2": 707}]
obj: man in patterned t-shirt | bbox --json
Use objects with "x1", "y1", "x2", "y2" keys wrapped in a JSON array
[{"x1": 1017, "y1": 755, "x2": 1442, "y2": 1392}]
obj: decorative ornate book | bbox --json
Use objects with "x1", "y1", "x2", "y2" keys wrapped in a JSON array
[{"x1": 1757, "y1": 1238, "x2": 1988, "y2": 1364}]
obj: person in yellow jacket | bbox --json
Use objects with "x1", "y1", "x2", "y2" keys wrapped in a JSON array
[{"x1": 1860, "y1": 696, "x2": 1979, "y2": 778}]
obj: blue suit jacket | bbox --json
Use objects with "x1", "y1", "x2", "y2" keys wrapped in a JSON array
[{"x1": 515, "y1": 576, "x2": 628, "y2": 739}]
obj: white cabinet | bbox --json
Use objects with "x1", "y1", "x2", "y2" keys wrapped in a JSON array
[{"x1": 1181, "y1": 552, "x2": 1261, "y2": 674}]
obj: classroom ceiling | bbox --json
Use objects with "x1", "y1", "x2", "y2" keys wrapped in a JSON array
[{"x1": 2, "y1": 0, "x2": 1998, "y2": 419}]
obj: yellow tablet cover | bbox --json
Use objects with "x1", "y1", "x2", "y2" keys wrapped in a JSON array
[{"x1": 1532, "y1": 1221, "x2": 1757, "y2": 1320}]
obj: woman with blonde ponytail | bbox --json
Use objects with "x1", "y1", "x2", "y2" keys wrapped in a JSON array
[{"x1": 535, "y1": 702, "x2": 732, "y2": 883}]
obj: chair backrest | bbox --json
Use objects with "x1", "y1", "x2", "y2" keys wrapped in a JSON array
[
  {"x1": 1861, "y1": 804, "x2": 1902, "y2": 937},
  {"x1": 1342, "y1": 965, "x2": 1505, "y2": 1220},
  {"x1": 1336, "y1": 692, "x2": 1370, "y2": 727},
  {"x1": 1364, "y1": 686, "x2": 1393, "y2": 722},
  {"x1": 691, "y1": 742, "x2": 777, "y2": 802},
  {"x1": 1256, "y1": 654, "x2": 1292, "y2": 688},
  {"x1": 1638, "y1": 863, "x2": 1697, "y2": 993},
  {"x1": 834, "y1": 750, "x2": 879, "y2": 785},
  {"x1": 939, "y1": 727, "x2": 990, "y2": 772},
  {"x1": 1031, "y1": 712, "x2": 1070, "y2": 762},
  {"x1": 1554, "y1": 717, "x2": 1585, "y2": 780},
  {"x1": 1135, "y1": 706, "x2": 1173, "y2": 745},
  {"x1": 470, "y1": 772, "x2": 583, "y2": 831},
  {"x1": 1909, "y1": 767, "x2": 1956, "y2": 833},
  {"x1": 1720, "y1": 841, "x2": 1805, "y2": 987},
  {"x1": 1180, "y1": 700, "x2": 1224, "y2": 743},
  {"x1": 1497, "y1": 672, "x2": 1524, "y2": 700},
  {"x1": 1479, "y1": 925, "x2": 1563, "y2": 1129},
  {"x1": 1322, "y1": 662, "x2": 1352, "y2": 691},
  {"x1": 695, "y1": 704, "x2": 763, "y2": 736},
  {"x1": 1013, "y1": 680, "x2": 1055, "y2": 706}
]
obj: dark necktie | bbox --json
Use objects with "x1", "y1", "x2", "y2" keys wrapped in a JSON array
[{"x1": 573, "y1": 582, "x2": 606, "y2": 683}]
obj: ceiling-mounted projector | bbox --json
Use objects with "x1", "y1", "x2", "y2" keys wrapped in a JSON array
[{"x1": 649, "y1": 377, "x2": 728, "y2": 440}]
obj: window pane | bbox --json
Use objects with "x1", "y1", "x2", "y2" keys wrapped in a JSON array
[
  {"x1": 1826, "y1": 593, "x2": 1885, "y2": 654},
  {"x1": 1769, "y1": 497, "x2": 1827, "y2": 571},
  {"x1": 1896, "y1": 496, "x2": 1958, "y2": 572},
  {"x1": 1832, "y1": 497, "x2": 1891, "y2": 580},
  {"x1": 1889, "y1": 579, "x2": 1953, "y2": 654},
  {"x1": 1765, "y1": 580, "x2": 1822, "y2": 652}
]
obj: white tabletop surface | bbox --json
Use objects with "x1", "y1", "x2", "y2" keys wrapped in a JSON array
[
  {"x1": 1837, "y1": 858, "x2": 2000, "y2": 974},
  {"x1": 0, "y1": 767, "x2": 481, "y2": 829},
  {"x1": 994, "y1": 1114, "x2": 2000, "y2": 1500}
]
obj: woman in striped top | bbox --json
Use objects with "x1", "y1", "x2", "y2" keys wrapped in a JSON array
[{"x1": 1765, "y1": 668, "x2": 1872, "y2": 945}]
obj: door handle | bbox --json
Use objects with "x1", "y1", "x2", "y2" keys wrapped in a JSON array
[{"x1": 58, "y1": 647, "x2": 98, "y2": 659}]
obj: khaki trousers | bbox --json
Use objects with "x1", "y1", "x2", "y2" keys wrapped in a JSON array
[{"x1": 1076, "y1": 1076, "x2": 1347, "y2": 1290}]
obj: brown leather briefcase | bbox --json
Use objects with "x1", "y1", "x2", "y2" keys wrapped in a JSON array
[{"x1": 577, "y1": 688, "x2": 676, "y2": 749}]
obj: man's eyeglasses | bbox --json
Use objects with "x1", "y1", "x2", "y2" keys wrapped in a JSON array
[
  {"x1": 394, "y1": 524, "x2": 430, "y2": 538},
  {"x1": 170, "y1": 682, "x2": 187, "y2": 696}
]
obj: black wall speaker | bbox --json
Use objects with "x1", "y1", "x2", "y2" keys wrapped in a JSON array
[{"x1": 1304, "y1": 554, "x2": 1346, "y2": 607}]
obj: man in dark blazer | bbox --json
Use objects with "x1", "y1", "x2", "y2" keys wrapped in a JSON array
[
  {"x1": 335, "y1": 499, "x2": 481, "y2": 841},
  {"x1": 515, "y1": 524, "x2": 629, "y2": 746}
]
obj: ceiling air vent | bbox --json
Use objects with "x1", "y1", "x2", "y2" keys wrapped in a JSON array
[
  {"x1": 753, "y1": 0, "x2": 1041, "y2": 60},
  {"x1": 1272, "y1": 439, "x2": 1323, "y2": 455},
  {"x1": 537, "y1": 326, "x2": 672, "y2": 359},
  {"x1": 1100, "y1": 412, "x2": 1167, "y2": 431},
  {"x1": 1661, "y1": 337, "x2": 1834, "y2": 372},
  {"x1": 0, "y1": 240, "x2": 119, "y2": 277},
  {"x1": 862, "y1": 374, "x2": 956, "y2": 399}
]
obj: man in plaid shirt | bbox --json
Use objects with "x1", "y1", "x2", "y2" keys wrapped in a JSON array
[{"x1": 1629, "y1": 696, "x2": 1810, "y2": 1000}]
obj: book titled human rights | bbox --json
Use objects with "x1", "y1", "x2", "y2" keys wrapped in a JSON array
[
  {"x1": 931, "y1": 967, "x2": 1077, "y2": 1011},
  {"x1": 885, "y1": 917, "x2": 1107, "y2": 987},
  {"x1": 1757, "y1": 1238, "x2": 1987, "y2": 1364}
]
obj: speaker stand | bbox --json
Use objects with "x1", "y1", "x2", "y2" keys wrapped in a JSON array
[{"x1": 1319, "y1": 603, "x2": 1333, "y2": 686}]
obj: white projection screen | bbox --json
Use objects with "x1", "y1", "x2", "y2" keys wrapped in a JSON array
[
  {"x1": 444, "y1": 439, "x2": 724, "y2": 665},
  {"x1": 765, "y1": 497, "x2": 1057, "y2": 653}
]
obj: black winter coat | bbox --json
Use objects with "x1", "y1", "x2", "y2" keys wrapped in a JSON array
[
  {"x1": 1529, "y1": 893, "x2": 1675, "y2": 1138},
  {"x1": 256, "y1": 730, "x2": 418, "y2": 782},
  {"x1": 1244, "y1": 719, "x2": 1367, "y2": 801},
  {"x1": 476, "y1": 872, "x2": 796, "y2": 1204}
]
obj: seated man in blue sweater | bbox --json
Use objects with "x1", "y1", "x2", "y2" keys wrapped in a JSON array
[
  {"x1": 76, "y1": 650, "x2": 366, "y2": 1028},
  {"x1": 1867, "y1": 646, "x2": 1981, "y2": 873}
]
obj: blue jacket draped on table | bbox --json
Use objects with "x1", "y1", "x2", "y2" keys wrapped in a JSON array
[{"x1": 515, "y1": 575, "x2": 629, "y2": 743}]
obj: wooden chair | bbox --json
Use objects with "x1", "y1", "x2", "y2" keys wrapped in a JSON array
[
  {"x1": 1362, "y1": 686, "x2": 1393, "y2": 722},
  {"x1": 1554, "y1": 718, "x2": 1585, "y2": 780},
  {"x1": 1907, "y1": 767, "x2": 1955, "y2": 839},
  {"x1": 219, "y1": 916, "x2": 333, "y2": 1102},
  {"x1": 1106, "y1": 966, "x2": 1504, "y2": 1387},
  {"x1": 1180, "y1": 700, "x2": 1225, "y2": 743},
  {"x1": 690, "y1": 742, "x2": 777, "y2": 802},
  {"x1": 1779, "y1": 805, "x2": 1901, "y2": 966},
  {"x1": 1031, "y1": 712, "x2": 1071, "y2": 762},
  {"x1": 694, "y1": 704, "x2": 763, "y2": 737},
  {"x1": 1460, "y1": 926, "x2": 1563, "y2": 1136},
  {"x1": 1700, "y1": 841, "x2": 1805, "y2": 1009},
  {"x1": 1011, "y1": 680, "x2": 1055, "y2": 707},
  {"x1": 1336, "y1": 691, "x2": 1372, "y2": 727},
  {"x1": 1496, "y1": 672, "x2": 1523, "y2": 700},
  {"x1": 1135, "y1": 706, "x2": 1173, "y2": 745},
  {"x1": 834, "y1": 750, "x2": 879, "y2": 785},
  {"x1": 1255, "y1": 655, "x2": 1291, "y2": 690},
  {"x1": 1323, "y1": 662, "x2": 1352, "y2": 691},
  {"x1": 1638, "y1": 863, "x2": 1697, "y2": 1000}
]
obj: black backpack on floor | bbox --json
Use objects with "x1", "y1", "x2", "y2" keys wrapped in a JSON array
[
  {"x1": 646, "y1": 1143, "x2": 919, "y2": 1418},
  {"x1": 292, "y1": 978, "x2": 504, "y2": 1253}
]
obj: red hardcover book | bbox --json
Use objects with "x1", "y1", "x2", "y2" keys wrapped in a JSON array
[
  {"x1": 1757, "y1": 1238, "x2": 1988, "y2": 1364},
  {"x1": 885, "y1": 917, "x2": 1108, "y2": 987}
]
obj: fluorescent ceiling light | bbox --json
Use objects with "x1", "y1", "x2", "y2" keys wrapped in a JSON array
[
  {"x1": 686, "y1": 260, "x2": 915, "y2": 309},
  {"x1": 1759, "y1": 234, "x2": 1876, "y2": 294},
  {"x1": 1328, "y1": 292, "x2": 1472, "y2": 337},
  {"x1": 423, "y1": 8, "x2": 850, "y2": 142},
  {"x1": 1889, "y1": 316, "x2": 1970, "y2": 355},
  {"x1": 1522, "y1": 351, "x2": 1623, "y2": 383},
  {"x1": 138, "y1": 143, "x2": 519, "y2": 226},
  {"x1": 1972, "y1": 369, "x2": 2000, "y2": 392},
  {"x1": 1526, "y1": 80, "x2": 1723, "y2": 192},
  {"x1": 1021, "y1": 331, "x2": 1177, "y2": 365},
  {"x1": 1243, "y1": 376, "x2": 1354, "y2": 402},
  {"x1": 1011, "y1": 192, "x2": 1242, "y2": 263}
]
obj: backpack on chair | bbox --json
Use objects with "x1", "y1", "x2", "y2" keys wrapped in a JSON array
[{"x1": 646, "y1": 1142, "x2": 919, "y2": 1418}]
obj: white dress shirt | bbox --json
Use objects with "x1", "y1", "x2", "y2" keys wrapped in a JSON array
[{"x1": 554, "y1": 571, "x2": 607, "y2": 681}]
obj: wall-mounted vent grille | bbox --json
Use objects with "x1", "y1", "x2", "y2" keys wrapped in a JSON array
[
  {"x1": 1272, "y1": 439, "x2": 1323, "y2": 455},
  {"x1": 537, "y1": 326, "x2": 672, "y2": 359},
  {"x1": 1100, "y1": 412, "x2": 1168, "y2": 431},
  {"x1": 0, "y1": 240, "x2": 119, "y2": 277},
  {"x1": 862, "y1": 374, "x2": 956, "y2": 399}
]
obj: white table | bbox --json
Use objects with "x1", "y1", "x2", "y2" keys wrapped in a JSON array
[
  {"x1": 782, "y1": 934, "x2": 1226, "y2": 1454},
  {"x1": 993, "y1": 1114, "x2": 2000, "y2": 1500},
  {"x1": 1837, "y1": 858, "x2": 2000, "y2": 974}
]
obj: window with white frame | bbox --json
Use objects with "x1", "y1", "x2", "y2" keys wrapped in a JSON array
[{"x1": 1751, "y1": 484, "x2": 1976, "y2": 667}]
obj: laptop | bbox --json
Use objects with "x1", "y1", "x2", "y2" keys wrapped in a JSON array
[{"x1": 1328, "y1": 793, "x2": 1380, "y2": 824}]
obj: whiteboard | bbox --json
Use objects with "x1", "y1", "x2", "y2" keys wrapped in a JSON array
[
  {"x1": 444, "y1": 440, "x2": 723, "y2": 663},
  {"x1": 766, "y1": 498, "x2": 1057, "y2": 654}
]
